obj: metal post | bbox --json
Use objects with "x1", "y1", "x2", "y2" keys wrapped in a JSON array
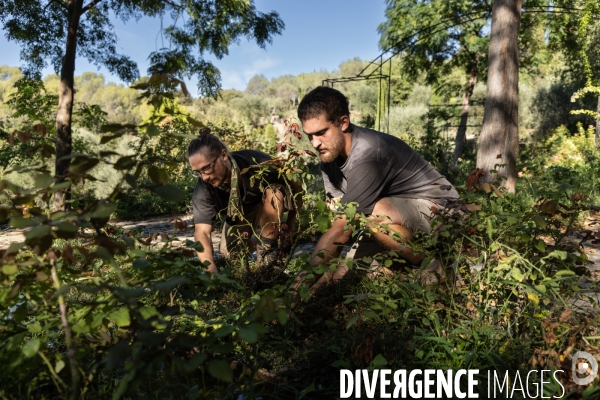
[
  {"x1": 387, "y1": 57, "x2": 392, "y2": 134},
  {"x1": 596, "y1": 95, "x2": 600, "y2": 147}
]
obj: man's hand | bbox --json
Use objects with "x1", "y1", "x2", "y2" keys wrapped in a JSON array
[
  {"x1": 326, "y1": 196, "x2": 340, "y2": 211},
  {"x1": 194, "y1": 223, "x2": 218, "y2": 274}
]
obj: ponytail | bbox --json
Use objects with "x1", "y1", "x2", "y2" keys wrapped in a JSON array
[{"x1": 187, "y1": 127, "x2": 228, "y2": 158}]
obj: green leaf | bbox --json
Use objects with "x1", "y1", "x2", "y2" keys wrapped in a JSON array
[
  {"x1": 9, "y1": 216, "x2": 38, "y2": 228},
  {"x1": 22, "y1": 338, "x2": 40, "y2": 358},
  {"x1": 185, "y1": 116, "x2": 206, "y2": 128},
  {"x1": 207, "y1": 359, "x2": 233, "y2": 382},
  {"x1": 91, "y1": 203, "x2": 116, "y2": 219},
  {"x1": 214, "y1": 326, "x2": 235, "y2": 338},
  {"x1": 50, "y1": 181, "x2": 71, "y2": 193},
  {"x1": 146, "y1": 124, "x2": 160, "y2": 136},
  {"x1": 34, "y1": 173, "x2": 54, "y2": 188},
  {"x1": 139, "y1": 306, "x2": 160, "y2": 320},
  {"x1": 317, "y1": 200, "x2": 326, "y2": 213},
  {"x1": 345, "y1": 205, "x2": 356, "y2": 221},
  {"x1": 277, "y1": 309, "x2": 288, "y2": 325},
  {"x1": 5, "y1": 242, "x2": 26, "y2": 255},
  {"x1": 372, "y1": 353, "x2": 388, "y2": 367},
  {"x1": 155, "y1": 276, "x2": 188, "y2": 291},
  {"x1": 547, "y1": 250, "x2": 567, "y2": 260},
  {"x1": 535, "y1": 240, "x2": 546, "y2": 252},
  {"x1": 555, "y1": 270, "x2": 576, "y2": 277},
  {"x1": 346, "y1": 315, "x2": 359, "y2": 329},
  {"x1": 316, "y1": 214, "x2": 331, "y2": 233},
  {"x1": 55, "y1": 359, "x2": 65, "y2": 374},
  {"x1": 100, "y1": 133, "x2": 125, "y2": 144},
  {"x1": 113, "y1": 155, "x2": 137, "y2": 170},
  {"x1": 298, "y1": 383, "x2": 315, "y2": 400},
  {"x1": 533, "y1": 215, "x2": 547, "y2": 229},
  {"x1": 511, "y1": 267, "x2": 525, "y2": 282},
  {"x1": 172, "y1": 132, "x2": 198, "y2": 139},
  {"x1": 24, "y1": 225, "x2": 51, "y2": 240},
  {"x1": 109, "y1": 308, "x2": 131, "y2": 327},
  {"x1": 298, "y1": 284, "x2": 310, "y2": 299},
  {"x1": 27, "y1": 322, "x2": 42, "y2": 333},
  {"x1": 534, "y1": 284, "x2": 547, "y2": 293},
  {"x1": 152, "y1": 184, "x2": 187, "y2": 202},
  {"x1": 69, "y1": 157, "x2": 99, "y2": 175},
  {"x1": 148, "y1": 166, "x2": 169, "y2": 184},
  {"x1": 2, "y1": 265, "x2": 18, "y2": 275},
  {"x1": 238, "y1": 328, "x2": 258, "y2": 343}
]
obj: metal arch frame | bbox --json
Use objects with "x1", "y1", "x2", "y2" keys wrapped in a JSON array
[
  {"x1": 322, "y1": 54, "x2": 393, "y2": 133},
  {"x1": 319, "y1": 5, "x2": 580, "y2": 135}
]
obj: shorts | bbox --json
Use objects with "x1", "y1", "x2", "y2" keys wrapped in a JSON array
[
  {"x1": 345, "y1": 197, "x2": 441, "y2": 266},
  {"x1": 220, "y1": 183, "x2": 293, "y2": 257}
]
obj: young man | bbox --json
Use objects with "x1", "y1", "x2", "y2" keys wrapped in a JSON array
[
  {"x1": 294, "y1": 87, "x2": 459, "y2": 298},
  {"x1": 187, "y1": 131, "x2": 302, "y2": 274}
]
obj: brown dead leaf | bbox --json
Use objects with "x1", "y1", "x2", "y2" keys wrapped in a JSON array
[
  {"x1": 16, "y1": 130, "x2": 33, "y2": 142},
  {"x1": 490, "y1": 184, "x2": 505, "y2": 198},
  {"x1": 32, "y1": 124, "x2": 47, "y2": 137},
  {"x1": 62, "y1": 245, "x2": 77, "y2": 264},
  {"x1": 559, "y1": 309, "x2": 573, "y2": 323},
  {"x1": 466, "y1": 168, "x2": 485, "y2": 191},
  {"x1": 466, "y1": 301, "x2": 475, "y2": 311},
  {"x1": 465, "y1": 203, "x2": 482, "y2": 212}
]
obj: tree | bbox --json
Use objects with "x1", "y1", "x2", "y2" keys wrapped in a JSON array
[
  {"x1": 548, "y1": 0, "x2": 600, "y2": 145},
  {"x1": 0, "y1": 0, "x2": 284, "y2": 209},
  {"x1": 476, "y1": 0, "x2": 522, "y2": 192},
  {"x1": 246, "y1": 74, "x2": 270, "y2": 96},
  {"x1": 379, "y1": 0, "x2": 491, "y2": 166}
]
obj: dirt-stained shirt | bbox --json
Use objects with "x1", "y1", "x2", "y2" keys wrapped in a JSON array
[
  {"x1": 321, "y1": 125, "x2": 459, "y2": 215},
  {"x1": 192, "y1": 150, "x2": 283, "y2": 225}
]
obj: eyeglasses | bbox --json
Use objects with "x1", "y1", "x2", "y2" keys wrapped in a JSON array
[{"x1": 194, "y1": 154, "x2": 220, "y2": 176}]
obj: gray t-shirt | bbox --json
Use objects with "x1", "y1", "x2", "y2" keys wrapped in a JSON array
[{"x1": 321, "y1": 125, "x2": 459, "y2": 215}]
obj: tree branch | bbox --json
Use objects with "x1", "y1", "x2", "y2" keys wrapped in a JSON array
[
  {"x1": 46, "y1": 0, "x2": 69, "y2": 11},
  {"x1": 163, "y1": 0, "x2": 183, "y2": 9},
  {"x1": 82, "y1": 0, "x2": 103, "y2": 13}
]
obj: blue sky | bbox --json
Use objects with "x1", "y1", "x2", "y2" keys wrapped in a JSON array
[{"x1": 1, "y1": 0, "x2": 387, "y2": 92}]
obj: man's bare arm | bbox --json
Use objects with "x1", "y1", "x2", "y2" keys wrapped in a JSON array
[{"x1": 194, "y1": 223, "x2": 218, "y2": 274}]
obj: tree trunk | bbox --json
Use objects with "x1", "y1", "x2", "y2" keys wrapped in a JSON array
[
  {"x1": 452, "y1": 57, "x2": 479, "y2": 168},
  {"x1": 54, "y1": 0, "x2": 83, "y2": 210},
  {"x1": 476, "y1": 0, "x2": 522, "y2": 193}
]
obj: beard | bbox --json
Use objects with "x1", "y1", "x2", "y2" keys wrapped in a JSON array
[{"x1": 318, "y1": 133, "x2": 345, "y2": 163}]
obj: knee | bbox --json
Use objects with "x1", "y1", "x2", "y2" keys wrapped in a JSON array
[
  {"x1": 371, "y1": 198, "x2": 403, "y2": 225},
  {"x1": 263, "y1": 188, "x2": 284, "y2": 209}
]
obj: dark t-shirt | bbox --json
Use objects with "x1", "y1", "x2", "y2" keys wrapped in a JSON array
[
  {"x1": 321, "y1": 125, "x2": 459, "y2": 215},
  {"x1": 192, "y1": 150, "x2": 284, "y2": 224}
]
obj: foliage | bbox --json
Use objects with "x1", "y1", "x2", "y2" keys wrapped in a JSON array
[
  {"x1": 378, "y1": 0, "x2": 491, "y2": 89},
  {"x1": 0, "y1": 73, "x2": 293, "y2": 399}
]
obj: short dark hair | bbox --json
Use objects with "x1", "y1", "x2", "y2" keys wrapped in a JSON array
[
  {"x1": 186, "y1": 128, "x2": 228, "y2": 158},
  {"x1": 297, "y1": 86, "x2": 350, "y2": 125}
]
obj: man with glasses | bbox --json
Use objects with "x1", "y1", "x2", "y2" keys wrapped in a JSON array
[{"x1": 188, "y1": 130, "x2": 302, "y2": 274}]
